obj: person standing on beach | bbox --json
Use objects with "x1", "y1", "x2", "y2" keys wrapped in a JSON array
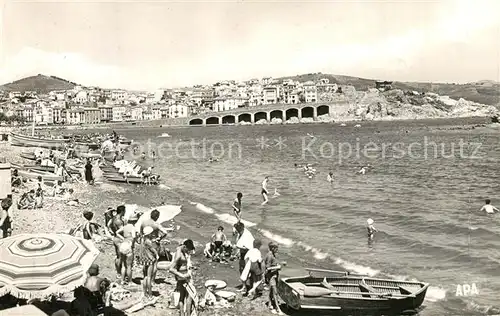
[
  {"x1": 480, "y1": 199, "x2": 499, "y2": 214},
  {"x1": 115, "y1": 218, "x2": 138, "y2": 285},
  {"x1": 136, "y1": 226, "x2": 159, "y2": 303},
  {"x1": 139, "y1": 209, "x2": 171, "y2": 283},
  {"x1": 234, "y1": 222, "x2": 255, "y2": 291},
  {"x1": 265, "y1": 242, "x2": 283, "y2": 315},
  {"x1": 84, "y1": 159, "x2": 94, "y2": 184},
  {"x1": 232, "y1": 192, "x2": 243, "y2": 220},
  {"x1": 169, "y1": 239, "x2": 196, "y2": 316},
  {"x1": 261, "y1": 177, "x2": 269, "y2": 205},
  {"x1": 108, "y1": 205, "x2": 126, "y2": 279}
]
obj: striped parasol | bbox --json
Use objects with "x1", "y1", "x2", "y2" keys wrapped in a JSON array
[{"x1": 0, "y1": 233, "x2": 100, "y2": 299}]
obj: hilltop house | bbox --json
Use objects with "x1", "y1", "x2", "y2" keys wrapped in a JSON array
[{"x1": 375, "y1": 81, "x2": 393, "y2": 91}]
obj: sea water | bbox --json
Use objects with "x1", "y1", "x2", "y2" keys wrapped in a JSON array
[{"x1": 95, "y1": 117, "x2": 500, "y2": 315}]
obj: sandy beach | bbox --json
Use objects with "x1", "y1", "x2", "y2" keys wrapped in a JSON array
[{"x1": 0, "y1": 141, "x2": 276, "y2": 316}]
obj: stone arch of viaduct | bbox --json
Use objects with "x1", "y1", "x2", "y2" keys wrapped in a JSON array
[{"x1": 188, "y1": 103, "x2": 334, "y2": 125}]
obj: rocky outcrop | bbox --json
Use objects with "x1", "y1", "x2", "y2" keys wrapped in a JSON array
[{"x1": 337, "y1": 87, "x2": 498, "y2": 121}]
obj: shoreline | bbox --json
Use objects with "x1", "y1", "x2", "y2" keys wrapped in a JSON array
[
  {"x1": 0, "y1": 142, "x2": 277, "y2": 316},
  {"x1": 1, "y1": 114, "x2": 495, "y2": 132}
]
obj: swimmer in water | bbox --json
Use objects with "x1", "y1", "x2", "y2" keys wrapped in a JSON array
[
  {"x1": 273, "y1": 188, "x2": 280, "y2": 197},
  {"x1": 327, "y1": 172, "x2": 334, "y2": 183},
  {"x1": 141, "y1": 152, "x2": 146, "y2": 160},
  {"x1": 366, "y1": 218, "x2": 377, "y2": 240},
  {"x1": 480, "y1": 199, "x2": 499, "y2": 214},
  {"x1": 151, "y1": 151, "x2": 156, "y2": 160},
  {"x1": 232, "y1": 192, "x2": 243, "y2": 221},
  {"x1": 358, "y1": 167, "x2": 367, "y2": 175},
  {"x1": 261, "y1": 176, "x2": 269, "y2": 205}
]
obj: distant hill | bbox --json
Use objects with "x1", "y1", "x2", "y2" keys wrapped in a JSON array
[
  {"x1": 276, "y1": 72, "x2": 500, "y2": 106},
  {"x1": 0, "y1": 74, "x2": 78, "y2": 94}
]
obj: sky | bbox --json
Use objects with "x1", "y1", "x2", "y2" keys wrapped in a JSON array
[{"x1": 0, "y1": 0, "x2": 499, "y2": 90}]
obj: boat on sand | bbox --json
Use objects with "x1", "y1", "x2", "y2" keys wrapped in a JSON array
[{"x1": 277, "y1": 268, "x2": 429, "y2": 314}]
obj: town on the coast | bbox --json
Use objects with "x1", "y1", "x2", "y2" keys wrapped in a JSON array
[
  {"x1": 1, "y1": 0, "x2": 500, "y2": 315},
  {"x1": 0, "y1": 73, "x2": 498, "y2": 128}
]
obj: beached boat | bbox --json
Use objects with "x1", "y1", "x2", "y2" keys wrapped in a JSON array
[
  {"x1": 106, "y1": 175, "x2": 160, "y2": 185},
  {"x1": 277, "y1": 269, "x2": 429, "y2": 314},
  {"x1": 23, "y1": 165, "x2": 80, "y2": 175},
  {"x1": 20, "y1": 152, "x2": 37, "y2": 161},
  {"x1": 158, "y1": 133, "x2": 171, "y2": 138},
  {"x1": 17, "y1": 170, "x2": 62, "y2": 181},
  {"x1": 10, "y1": 132, "x2": 99, "y2": 151}
]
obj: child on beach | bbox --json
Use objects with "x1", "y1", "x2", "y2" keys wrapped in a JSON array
[
  {"x1": 211, "y1": 226, "x2": 227, "y2": 260},
  {"x1": 367, "y1": 218, "x2": 377, "y2": 239},
  {"x1": 480, "y1": 199, "x2": 499, "y2": 214},
  {"x1": 232, "y1": 192, "x2": 243, "y2": 220},
  {"x1": 265, "y1": 242, "x2": 283, "y2": 315}
]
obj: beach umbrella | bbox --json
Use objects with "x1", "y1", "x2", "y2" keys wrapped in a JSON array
[
  {"x1": 0, "y1": 233, "x2": 100, "y2": 299},
  {"x1": 135, "y1": 204, "x2": 182, "y2": 230}
]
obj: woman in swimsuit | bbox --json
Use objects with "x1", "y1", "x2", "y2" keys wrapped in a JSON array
[
  {"x1": 136, "y1": 226, "x2": 159, "y2": 302},
  {"x1": 115, "y1": 219, "x2": 138, "y2": 285}
]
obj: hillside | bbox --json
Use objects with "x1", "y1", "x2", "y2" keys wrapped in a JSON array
[
  {"x1": 277, "y1": 72, "x2": 500, "y2": 106},
  {"x1": 0, "y1": 74, "x2": 78, "y2": 94}
]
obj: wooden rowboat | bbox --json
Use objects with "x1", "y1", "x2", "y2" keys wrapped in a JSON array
[
  {"x1": 20, "y1": 152, "x2": 37, "y2": 161},
  {"x1": 277, "y1": 269, "x2": 429, "y2": 314},
  {"x1": 23, "y1": 165, "x2": 81, "y2": 175},
  {"x1": 11, "y1": 132, "x2": 99, "y2": 151},
  {"x1": 17, "y1": 170, "x2": 62, "y2": 182}
]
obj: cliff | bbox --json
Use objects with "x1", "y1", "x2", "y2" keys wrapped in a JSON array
[{"x1": 330, "y1": 87, "x2": 498, "y2": 121}]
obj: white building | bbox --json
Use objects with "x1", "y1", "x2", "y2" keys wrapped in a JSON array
[
  {"x1": 112, "y1": 106, "x2": 126, "y2": 122},
  {"x1": 168, "y1": 104, "x2": 188, "y2": 118},
  {"x1": 111, "y1": 90, "x2": 127, "y2": 101},
  {"x1": 74, "y1": 90, "x2": 89, "y2": 104}
]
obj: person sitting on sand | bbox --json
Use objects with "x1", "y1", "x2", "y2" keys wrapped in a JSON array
[
  {"x1": 19, "y1": 189, "x2": 37, "y2": 210},
  {"x1": 82, "y1": 211, "x2": 101, "y2": 240},
  {"x1": 204, "y1": 242, "x2": 215, "y2": 258},
  {"x1": 52, "y1": 180, "x2": 65, "y2": 197},
  {"x1": 265, "y1": 242, "x2": 283, "y2": 315},
  {"x1": 169, "y1": 239, "x2": 196, "y2": 316},
  {"x1": 211, "y1": 226, "x2": 227, "y2": 260},
  {"x1": 11, "y1": 169, "x2": 22, "y2": 188},
  {"x1": 223, "y1": 240, "x2": 234, "y2": 258},
  {"x1": 72, "y1": 264, "x2": 111, "y2": 316},
  {"x1": 480, "y1": 199, "x2": 499, "y2": 214},
  {"x1": 0, "y1": 197, "x2": 13, "y2": 239},
  {"x1": 115, "y1": 218, "x2": 138, "y2": 285}
]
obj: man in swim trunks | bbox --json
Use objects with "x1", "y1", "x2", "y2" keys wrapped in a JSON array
[
  {"x1": 169, "y1": 239, "x2": 196, "y2": 316},
  {"x1": 211, "y1": 226, "x2": 227, "y2": 260},
  {"x1": 107, "y1": 205, "x2": 125, "y2": 279},
  {"x1": 232, "y1": 192, "x2": 243, "y2": 220},
  {"x1": 480, "y1": 199, "x2": 499, "y2": 214},
  {"x1": 261, "y1": 176, "x2": 269, "y2": 205}
]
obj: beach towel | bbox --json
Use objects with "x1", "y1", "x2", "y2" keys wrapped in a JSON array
[{"x1": 240, "y1": 260, "x2": 251, "y2": 282}]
